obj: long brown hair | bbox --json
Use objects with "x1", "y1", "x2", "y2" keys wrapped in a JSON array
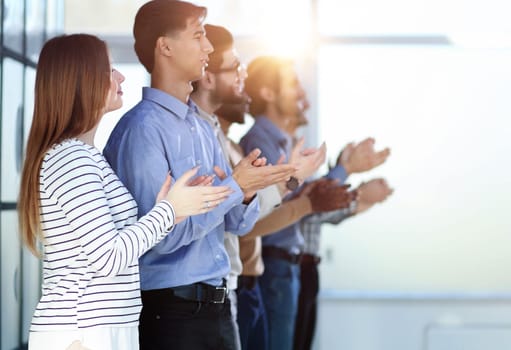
[{"x1": 18, "y1": 34, "x2": 111, "y2": 255}]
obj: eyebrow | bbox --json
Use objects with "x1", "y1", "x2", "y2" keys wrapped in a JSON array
[{"x1": 194, "y1": 28, "x2": 205, "y2": 36}]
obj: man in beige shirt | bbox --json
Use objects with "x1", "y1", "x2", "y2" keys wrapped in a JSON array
[{"x1": 216, "y1": 94, "x2": 354, "y2": 350}]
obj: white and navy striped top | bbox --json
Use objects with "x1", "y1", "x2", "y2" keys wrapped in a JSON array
[{"x1": 30, "y1": 139, "x2": 175, "y2": 331}]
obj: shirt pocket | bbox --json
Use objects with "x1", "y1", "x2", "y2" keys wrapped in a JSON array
[{"x1": 171, "y1": 155, "x2": 196, "y2": 178}]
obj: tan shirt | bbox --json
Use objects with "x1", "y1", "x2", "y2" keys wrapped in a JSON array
[{"x1": 240, "y1": 195, "x2": 312, "y2": 276}]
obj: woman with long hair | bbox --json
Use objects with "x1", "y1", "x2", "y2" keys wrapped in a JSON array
[{"x1": 19, "y1": 34, "x2": 232, "y2": 350}]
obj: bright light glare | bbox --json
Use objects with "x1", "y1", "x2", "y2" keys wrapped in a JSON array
[
  {"x1": 448, "y1": 32, "x2": 511, "y2": 49},
  {"x1": 257, "y1": 1, "x2": 313, "y2": 57}
]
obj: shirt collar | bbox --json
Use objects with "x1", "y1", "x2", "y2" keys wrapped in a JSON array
[
  {"x1": 142, "y1": 87, "x2": 198, "y2": 120},
  {"x1": 191, "y1": 99, "x2": 220, "y2": 130},
  {"x1": 254, "y1": 115, "x2": 292, "y2": 150}
]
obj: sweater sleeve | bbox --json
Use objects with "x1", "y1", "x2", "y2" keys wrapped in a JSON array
[{"x1": 41, "y1": 147, "x2": 176, "y2": 277}]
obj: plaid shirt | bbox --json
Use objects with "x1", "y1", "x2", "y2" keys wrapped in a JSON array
[{"x1": 300, "y1": 201, "x2": 356, "y2": 256}]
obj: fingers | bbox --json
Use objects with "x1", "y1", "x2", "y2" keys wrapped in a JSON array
[
  {"x1": 252, "y1": 156, "x2": 267, "y2": 167},
  {"x1": 155, "y1": 173, "x2": 173, "y2": 203},
  {"x1": 265, "y1": 166, "x2": 296, "y2": 182},
  {"x1": 161, "y1": 173, "x2": 172, "y2": 192},
  {"x1": 276, "y1": 154, "x2": 286, "y2": 165},
  {"x1": 187, "y1": 174, "x2": 215, "y2": 186},
  {"x1": 213, "y1": 165, "x2": 228, "y2": 180},
  {"x1": 301, "y1": 148, "x2": 317, "y2": 156},
  {"x1": 197, "y1": 197, "x2": 227, "y2": 214},
  {"x1": 200, "y1": 185, "x2": 233, "y2": 198},
  {"x1": 360, "y1": 137, "x2": 375, "y2": 146},
  {"x1": 241, "y1": 148, "x2": 262, "y2": 166},
  {"x1": 291, "y1": 137, "x2": 305, "y2": 158},
  {"x1": 319, "y1": 142, "x2": 327, "y2": 155},
  {"x1": 198, "y1": 189, "x2": 234, "y2": 213},
  {"x1": 317, "y1": 142, "x2": 327, "y2": 165},
  {"x1": 373, "y1": 148, "x2": 391, "y2": 167},
  {"x1": 174, "y1": 166, "x2": 200, "y2": 187},
  {"x1": 339, "y1": 142, "x2": 354, "y2": 165}
]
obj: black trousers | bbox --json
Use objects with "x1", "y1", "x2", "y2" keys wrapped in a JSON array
[
  {"x1": 293, "y1": 259, "x2": 319, "y2": 350},
  {"x1": 139, "y1": 289, "x2": 237, "y2": 350}
]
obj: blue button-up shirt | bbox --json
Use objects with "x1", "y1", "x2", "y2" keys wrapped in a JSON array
[
  {"x1": 239, "y1": 115, "x2": 347, "y2": 254},
  {"x1": 104, "y1": 87, "x2": 259, "y2": 289},
  {"x1": 239, "y1": 116, "x2": 301, "y2": 253}
]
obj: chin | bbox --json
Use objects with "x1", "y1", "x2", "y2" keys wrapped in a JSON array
[
  {"x1": 105, "y1": 102, "x2": 123, "y2": 113},
  {"x1": 193, "y1": 68, "x2": 206, "y2": 81}
]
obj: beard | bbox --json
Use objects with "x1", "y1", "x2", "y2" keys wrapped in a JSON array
[
  {"x1": 215, "y1": 93, "x2": 251, "y2": 124},
  {"x1": 215, "y1": 84, "x2": 246, "y2": 104}
]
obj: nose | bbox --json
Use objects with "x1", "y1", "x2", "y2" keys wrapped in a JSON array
[
  {"x1": 238, "y1": 63, "x2": 248, "y2": 80},
  {"x1": 297, "y1": 85, "x2": 306, "y2": 99},
  {"x1": 202, "y1": 36, "x2": 214, "y2": 54},
  {"x1": 112, "y1": 69, "x2": 125, "y2": 83}
]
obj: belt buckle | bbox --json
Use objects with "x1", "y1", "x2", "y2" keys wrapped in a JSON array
[{"x1": 212, "y1": 286, "x2": 227, "y2": 303}]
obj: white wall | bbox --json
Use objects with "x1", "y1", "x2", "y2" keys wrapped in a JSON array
[
  {"x1": 317, "y1": 292, "x2": 511, "y2": 350},
  {"x1": 318, "y1": 44, "x2": 511, "y2": 292}
]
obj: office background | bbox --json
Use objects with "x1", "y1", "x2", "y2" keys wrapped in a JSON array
[{"x1": 1, "y1": 0, "x2": 511, "y2": 349}]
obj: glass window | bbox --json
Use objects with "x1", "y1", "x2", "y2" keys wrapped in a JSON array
[
  {"x1": 201, "y1": 0, "x2": 312, "y2": 56},
  {"x1": 1, "y1": 58, "x2": 24, "y2": 202},
  {"x1": 1, "y1": 211, "x2": 22, "y2": 350},
  {"x1": 46, "y1": 0, "x2": 64, "y2": 39},
  {"x1": 26, "y1": 0, "x2": 46, "y2": 62},
  {"x1": 95, "y1": 63, "x2": 150, "y2": 151},
  {"x1": 23, "y1": 67, "x2": 36, "y2": 148},
  {"x1": 21, "y1": 248, "x2": 40, "y2": 344},
  {"x1": 318, "y1": 0, "x2": 511, "y2": 37},
  {"x1": 3, "y1": 0, "x2": 24, "y2": 53},
  {"x1": 318, "y1": 44, "x2": 511, "y2": 291}
]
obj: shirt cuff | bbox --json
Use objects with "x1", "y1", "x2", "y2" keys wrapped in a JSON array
[
  {"x1": 325, "y1": 165, "x2": 348, "y2": 183},
  {"x1": 157, "y1": 200, "x2": 176, "y2": 232}
]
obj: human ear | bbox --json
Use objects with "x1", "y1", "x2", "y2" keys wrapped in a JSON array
[
  {"x1": 156, "y1": 36, "x2": 173, "y2": 57},
  {"x1": 260, "y1": 86, "x2": 275, "y2": 103}
]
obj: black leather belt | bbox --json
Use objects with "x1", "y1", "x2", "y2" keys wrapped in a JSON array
[
  {"x1": 301, "y1": 253, "x2": 322, "y2": 265},
  {"x1": 238, "y1": 275, "x2": 258, "y2": 290},
  {"x1": 142, "y1": 282, "x2": 228, "y2": 304},
  {"x1": 262, "y1": 246, "x2": 302, "y2": 264}
]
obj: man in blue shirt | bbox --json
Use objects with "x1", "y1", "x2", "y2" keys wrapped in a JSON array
[
  {"x1": 240, "y1": 56, "x2": 390, "y2": 350},
  {"x1": 240, "y1": 56, "x2": 323, "y2": 350},
  {"x1": 288, "y1": 98, "x2": 393, "y2": 350},
  {"x1": 103, "y1": 2, "x2": 295, "y2": 349}
]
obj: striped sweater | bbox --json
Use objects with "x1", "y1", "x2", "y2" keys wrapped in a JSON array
[{"x1": 30, "y1": 139, "x2": 175, "y2": 331}]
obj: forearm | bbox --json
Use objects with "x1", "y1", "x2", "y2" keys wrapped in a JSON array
[
  {"x1": 242, "y1": 196, "x2": 312, "y2": 239},
  {"x1": 257, "y1": 185, "x2": 283, "y2": 219},
  {"x1": 303, "y1": 206, "x2": 352, "y2": 225}
]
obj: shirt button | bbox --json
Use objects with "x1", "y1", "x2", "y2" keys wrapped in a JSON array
[
  {"x1": 241, "y1": 224, "x2": 246, "y2": 228},
  {"x1": 191, "y1": 126, "x2": 195, "y2": 132},
  {"x1": 215, "y1": 254, "x2": 222, "y2": 260}
]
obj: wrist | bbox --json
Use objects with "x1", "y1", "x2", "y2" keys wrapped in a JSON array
[
  {"x1": 355, "y1": 200, "x2": 371, "y2": 214},
  {"x1": 243, "y1": 193, "x2": 256, "y2": 204},
  {"x1": 276, "y1": 181, "x2": 288, "y2": 197},
  {"x1": 343, "y1": 163, "x2": 353, "y2": 175},
  {"x1": 296, "y1": 195, "x2": 313, "y2": 216},
  {"x1": 302, "y1": 196, "x2": 313, "y2": 215},
  {"x1": 285, "y1": 176, "x2": 299, "y2": 191}
]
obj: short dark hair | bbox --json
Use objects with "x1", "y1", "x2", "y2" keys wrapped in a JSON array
[
  {"x1": 133, "y1": 0, "x2": 207, "y2": 73},
  {"x1": 245, "y1": 56, "x2": 294, "y2": 116},
  {"x1": 204, "y1": 24, "x2": 234, "y2": 71}
]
